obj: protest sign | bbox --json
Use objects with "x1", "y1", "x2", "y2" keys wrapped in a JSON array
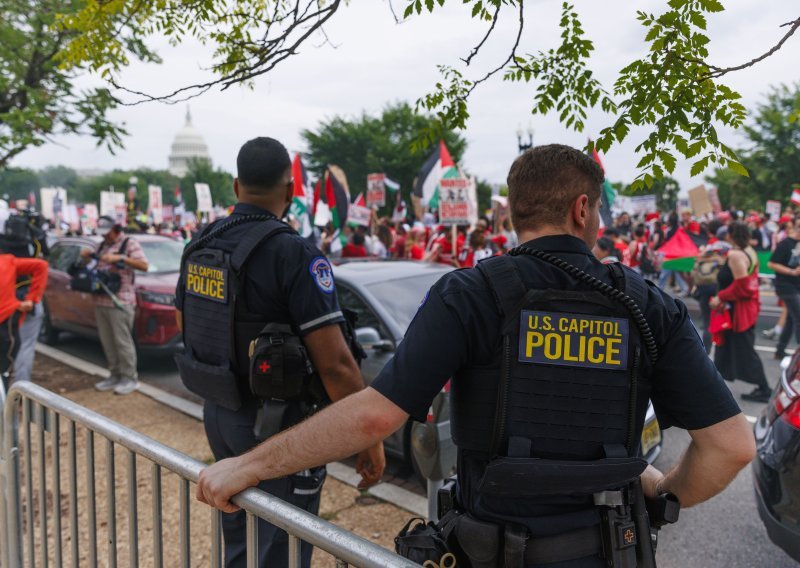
[
  {"x1": 40, "y1": 187, "x2": 67, "y2": 221},
  {"x1": 366, "y1": 174, "x2": 386, "y2": 208},
  {"x1": 439, "y1": 177, "x2": 470, "y2": 226},
  {"x1": 348, "y1": 204, "x2": 372, "y2": 227},
  {"x1": 100, "y1": 191, "x2": 125, "y2": 218},
  {"x1": 688, "y1": 185, "x2": 713, "y2": 216},
  {"x1": 707, "y1": 187, "x2": 722, "y2": 213},
  {"x1": 148, "y1": 185, "x2": 164, "y2": 224},
  {"x1": 766, "y1": 200, "x2": 782, "y2": 222},
  {"x1": 194, "y1": 183, "x2": 213, "y2": 213},
  {"x1": 628, "y1": 195, "x2": 657, "y2": 216}
]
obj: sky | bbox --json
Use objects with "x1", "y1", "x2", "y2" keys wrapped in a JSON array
[{"x1": 13, "y1": 0, "x2": 800, "y2": 196}]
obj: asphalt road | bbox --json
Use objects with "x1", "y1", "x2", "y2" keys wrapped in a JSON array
[{"x1": 49, "y1": 296, "x2": 798, "y2": 567}]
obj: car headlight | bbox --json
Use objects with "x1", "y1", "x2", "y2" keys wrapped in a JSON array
[{"x1": 138, "y1": 291, "x2": 175, "y2": 306}]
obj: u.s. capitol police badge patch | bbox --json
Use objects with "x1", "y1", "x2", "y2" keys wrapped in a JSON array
[{"x1": 309, "y1": 256, "x2": 335, "y2": 294}]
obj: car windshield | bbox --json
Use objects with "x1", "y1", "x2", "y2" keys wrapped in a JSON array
[
  {"x1": 365, "y1": 272, "x2": 447, "y2": 330},
  {"x1": 140, "y1": 239, "x2": 185, "y2": 273}
]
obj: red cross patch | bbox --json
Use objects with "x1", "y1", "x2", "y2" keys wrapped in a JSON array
[{"x1": 258, "y1": 359, "x2": 271, "y2": 374}]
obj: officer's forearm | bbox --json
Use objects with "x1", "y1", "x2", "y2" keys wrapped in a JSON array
[
  {"x1": 240, "y1": 387, "x2": 407, "y2": 482},
  {"x1": 659, "y1": 414, "x2": 755, "y2": 507}
]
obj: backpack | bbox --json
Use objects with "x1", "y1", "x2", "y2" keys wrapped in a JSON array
[{"x1": 691, "y1": 254, "x2": 723, "y2": 287}]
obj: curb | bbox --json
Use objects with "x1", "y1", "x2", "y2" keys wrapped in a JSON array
[{"x1": 34, "y1": 342, "x2": 428, "y2": 517}]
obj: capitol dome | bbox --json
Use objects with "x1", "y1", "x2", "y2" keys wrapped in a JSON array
[{"x1": 168, "y1": 107, "x2": 211, "y2": 177}]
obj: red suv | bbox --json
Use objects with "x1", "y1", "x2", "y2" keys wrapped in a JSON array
[{"x1": 41, "y1": 234, "x2": 184, "y2": 350}]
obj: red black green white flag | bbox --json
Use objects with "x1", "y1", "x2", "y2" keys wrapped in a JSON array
[
  {"x1": 290, "y1": 154, "x2": 313, "y2": 237},
  {"x1": 413, "y1": 139, "x2": 458, "y2": 210}
]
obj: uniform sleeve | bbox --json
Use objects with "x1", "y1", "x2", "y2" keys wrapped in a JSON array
[
  {"x1": 371, "y1": 286, "x2": 470, "y2": 422},
  {"x1": 282, "y1": 241, "x2": 344, "y2": 335},
  {"x1": 648, "y1": 291, "x2": 741, "y2": 430}
]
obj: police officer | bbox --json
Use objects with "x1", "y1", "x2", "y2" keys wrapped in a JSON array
[
  {"x1": 197, "y1": 144, "x2": 755, "y2": 566},
  {"x1": 176, "y1": 137, "x2": 385, "y2": 567}
]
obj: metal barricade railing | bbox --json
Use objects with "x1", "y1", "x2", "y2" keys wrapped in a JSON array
[{"x1": 0, "y1": 381, "x2": 419, "y2": 568}]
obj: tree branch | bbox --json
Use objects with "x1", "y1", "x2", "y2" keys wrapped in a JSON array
[
  {"x1": 464, "y1": 1, "x2": 524, "y2": 97},
  {"x1": 461, "y1": 4, "x2": 501, "y2": 66}
]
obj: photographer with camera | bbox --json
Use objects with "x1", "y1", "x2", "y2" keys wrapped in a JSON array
[{"x1": 78, "y1": 216, "x2": 148, "y2": 395}]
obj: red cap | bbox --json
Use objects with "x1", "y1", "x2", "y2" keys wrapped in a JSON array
[
  {"x1": 491, "y1": 234, "x2": 508, "y2": 246},
  {"x1": 779, "y1": 215, "x2": 793, "y2": 224},
  {"x1": 688, "y1": 221, "x2": 701, "y2": 234},
  {"x1": 645, "y1": 212, "x2": 659, "y2": 222}
]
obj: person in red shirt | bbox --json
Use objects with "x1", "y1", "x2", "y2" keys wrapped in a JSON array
[
  {"x1": 341, "y1": 233, "x2": 368, "y2": 258},
  {"x1": 425, "y1": 227, "x2": 466, "y2": 267},
  {"x1": 603, "y1": 228, "x2": 631, "y2": 266},
  {"x1": 0, "y1": 254, "x2": 48, "y2": 378},
  {"x1": 407, "y1": 230, "x2": 427, "y2": 260}
]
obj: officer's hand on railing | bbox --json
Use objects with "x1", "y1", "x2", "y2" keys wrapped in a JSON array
[
  {"x1": 196, "y1": 456, "x2": 261, "y2": 514},
  {"x1": 356, "y1": 442, "x2": 386, "y2": 489},
  {"x1": 640, "y1": 464, "x2": 666, "y2": 499}
]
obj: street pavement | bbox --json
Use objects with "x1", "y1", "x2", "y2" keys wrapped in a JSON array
[{"x1": 49, "y1": 295, "x2": 797, "y2": 567}]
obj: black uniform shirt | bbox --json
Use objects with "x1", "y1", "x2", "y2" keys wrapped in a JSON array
[
  {"x1": 372, "y1": 235, "x2": 741, "y2": 430},
  {"x1": 175, "y1": 203, "x2": 345, "y2": 336}
]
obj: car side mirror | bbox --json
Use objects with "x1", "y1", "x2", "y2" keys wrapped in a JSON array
[{"x1": 355, "y1": 327, "x2": 395, "y2": 352}]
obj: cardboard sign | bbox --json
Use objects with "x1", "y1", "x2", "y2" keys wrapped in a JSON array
[
  {"x1": 348, "y1": 204, "x2": 372, "y2": 227},
  {"x1": 766, "y1": 200, "x2": 782, "y2": 222},
  {"x1": 194, "y1": 183, "x2": 213, "y2": 213},
  {"x1": 366, "y1": 173, "x2": 386, "y2": 208},
  {"x1": 100, "y1": 191, "x2": 125, "y2": 218},
  {"x1": 707, "y1": 186, "x2": 722, "y2": 213},
  {"x1": 688, "y1": 185, "x2": 713, "y2": 216},
  {"x1": 439, "y1": 177, "x2": 470, "y2": 226}
]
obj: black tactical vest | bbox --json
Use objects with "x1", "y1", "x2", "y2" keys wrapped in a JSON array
[
  {"x1": 174, "y1": 215, "x2": 292, "y2": 410},
  {"x1": 450, "y1": 251, "x2": 656, "y2": 535}
]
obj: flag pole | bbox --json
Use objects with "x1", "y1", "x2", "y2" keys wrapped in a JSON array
[{"x1": 451, "y1": 223, "x2": 457, "y2": 263}]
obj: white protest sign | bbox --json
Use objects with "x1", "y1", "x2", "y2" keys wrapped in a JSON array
[
  {"x1": 348, "y1": 204, "x2": 372, "y2": 227},
  {"x1": 194, "y1": 183, "x2": 213, "y2": 213},
  {"x1": 148, "y1": 185, "x2": 164, "y2": 224},
  {"x1": 40, "y1": 187, "x2": 67, "y2": 221},
  {"x1": 439, "y1": 177, "x2": 471, "y2": 226},
  {"x1": 766, "y1": 200, "x2": 782, "y2": 222},
  {"x1": 628, "y1": 195, "x2": 657, "y2": 216},
  {"x1": 100, "y1": 191, "x2": 125, "y2": 217},
  {"x1": 82, "y1": 204, "x2": 99, "y2": 230},
  {"x1": 366, "y1": 173, "x2": 387, "y2": 208}
]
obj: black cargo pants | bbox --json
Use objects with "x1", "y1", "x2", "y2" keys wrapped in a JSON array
[{"x1": 204, "y1": 398, "x2": 326, "y2": 568}]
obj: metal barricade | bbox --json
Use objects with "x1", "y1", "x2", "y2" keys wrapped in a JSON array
[{"x1": 0, "y1": 381, "x2": 418, "y2": 568}]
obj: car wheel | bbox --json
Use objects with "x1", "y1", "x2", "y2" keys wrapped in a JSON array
[{"x1": 38, "y1": 301, "x2": 60, "y2": 346}]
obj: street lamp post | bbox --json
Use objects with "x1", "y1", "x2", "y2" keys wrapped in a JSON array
[{"x1": 517, "y1": 125, "x2": 534, "y2": 153}]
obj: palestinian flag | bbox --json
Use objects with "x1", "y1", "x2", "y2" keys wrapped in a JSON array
[
  {"x1": 414, "y1": 140, "x2": 457, "y2": 210},
  {"x1": 353, "y1": 192, "x2": 366, "y2": 207},
  {"x1": 589, "y1": 142, "x2": 616, "y2": 228},
  {"x1": 385, "y1": 177, "x2": 400, "y2": 192},
  {"x1": 174, "y1": 184, "x2": 183, "y2": 205},
  {"x1": 325, "y1": 165, "x2": 350, "y2": 251},
  {"x1": 290, "y1": 154, "x2": 313, "y2": 237}
]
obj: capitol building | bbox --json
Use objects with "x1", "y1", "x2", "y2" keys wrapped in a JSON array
[{"x1": 168, "y1": 108, "x2": 211, "y2": 177}]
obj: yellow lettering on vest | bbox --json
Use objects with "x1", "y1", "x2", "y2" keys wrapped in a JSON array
[
  {"x1": 562, "y1": 334, "x2": 580, "y2": 362},
  {"x1": 542, "y1": 316, "x2": 552, "y2": 331},
  {"x1": 568, "y1": 319, "x2": 580, "y2": 333},
  {"x1": 606, "y1": 338, "x2": 622, "y2": 365},
  {"x1": 544, "y1": 333, "x2": 562, "y2": 360},
  {"x1": 526, "y1": 332, "x2": 543, "y2": 358},
  {"x1": 580, "y1": 320, "x2": 590, "y2": 334},
  {"x1": 587, "y1": 337, "x2": 604, "y2": 363},
  {"x1": 559, "y1": 318, "x2": 568, "y2": 332},
  {"x1": 528, "y1": 315, "x2": 537, "y2": 330}
]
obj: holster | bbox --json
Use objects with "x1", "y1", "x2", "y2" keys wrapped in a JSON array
[
  {"x1": 253, "y1": 399, "x2": 291, "y2": 441},
  {"x1": 174, "y1": 352, "x2": 242, "y2": 411}
]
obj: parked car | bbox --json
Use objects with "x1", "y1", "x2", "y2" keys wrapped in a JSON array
[
  {"x1": 41, "y1": 234, "x2": 183, "y2": 351},
  {"x1": 334, "y1": 260, "x2": 663, "y2": 471},
  {"x1": 753, "y1": 351, "x2": 800, "y2": 562}
]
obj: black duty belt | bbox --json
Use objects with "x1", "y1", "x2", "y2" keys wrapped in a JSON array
[{"x1": 524, "y1": 525, "x2": 603, "y2": 565}]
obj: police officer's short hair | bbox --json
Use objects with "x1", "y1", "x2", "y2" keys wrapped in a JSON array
[
  {"x1": 236, "y1": 137, "x2": 292, "y2": 192},
  {"x1": 506, "y1": 144, "x2": 604, "y2": 231}
]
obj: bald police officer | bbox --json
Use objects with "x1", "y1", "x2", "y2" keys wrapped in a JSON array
[
  {"x1": 197, "y1": 144, "x2": 755, "y2": 566},
  {"x1": 176, "y1": 137, "x2": 384, "y2": 567}
]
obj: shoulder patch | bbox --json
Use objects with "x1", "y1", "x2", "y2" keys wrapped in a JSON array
[{"x1": 309, "y1": 256, "x2": 335, "y2": 294}]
